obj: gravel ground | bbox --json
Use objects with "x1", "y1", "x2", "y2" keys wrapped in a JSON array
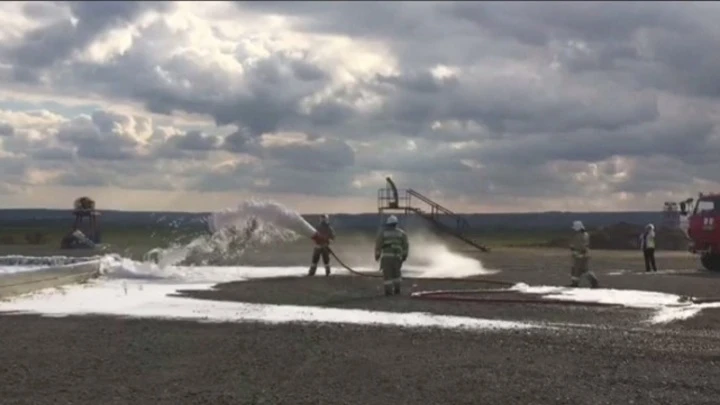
[{"x1": 3, "y1": 244, "x2": 720, "y2": 404}]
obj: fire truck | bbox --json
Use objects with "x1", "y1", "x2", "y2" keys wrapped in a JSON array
[{"x1": 678, "y1": 193, "x2": 720, "y2": 271}]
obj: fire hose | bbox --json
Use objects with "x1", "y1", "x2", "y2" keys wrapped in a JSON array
[{"x1": 326, "y1": 247, "x2": 648, "y2": 308}]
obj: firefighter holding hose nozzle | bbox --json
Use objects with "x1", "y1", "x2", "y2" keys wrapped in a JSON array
[
  {"x1": 375, "y1": 215, "x2": 409, "y2": 296},
  {"x1": 308, "y1": 214, "x2": 335, "y2": 276}
]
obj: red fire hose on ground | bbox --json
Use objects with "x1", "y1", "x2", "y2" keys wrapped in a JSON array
[
  {"x1": 327, "y1": 248, "x2": 634, "y2": 308},
  {"x1": 327, "y1": 248, "x2": 718, "y2": 307}
]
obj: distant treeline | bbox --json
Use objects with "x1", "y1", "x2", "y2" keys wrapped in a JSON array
[{"x1": 0, "y1": 209, "x2": 666, "y2": 232}]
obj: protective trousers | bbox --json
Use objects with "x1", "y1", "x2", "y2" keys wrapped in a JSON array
[
  {"x1": 643, "y1": 248, "x2": 657, "y2": 272},
  {"x1": 380, "y1": 256, "x2": 402, "y2": 295},
  {"x1": 570, "y1": 257, "x2": 599, "y2": 288},
  {"x1": 308, "y1": 246, "x2": 331, "y2": 276}
]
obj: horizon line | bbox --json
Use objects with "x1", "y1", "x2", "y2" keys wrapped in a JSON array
[{"x1": 0, "y1": 207, "x2": 665, "y2": 216}]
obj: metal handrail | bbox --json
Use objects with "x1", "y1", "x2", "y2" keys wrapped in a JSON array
[{"x1": 407, "y1": 189, "x2": 471, "y2": 228}]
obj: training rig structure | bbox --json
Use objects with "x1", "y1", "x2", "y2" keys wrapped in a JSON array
[
  {"x1": 59, "y1": 196, "x2": 101, "y2": 249},
  {"x1": 332, "y1": 181, "x2": 720, "y2": 307},
  {"x1": 377, "y1": 177, "x2": 489, "y2": 252}
]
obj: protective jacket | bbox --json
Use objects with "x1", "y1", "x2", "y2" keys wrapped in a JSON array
[
  {"x1": 375, "y1": 227, "x2": 409, "y2": 261},
  {"x1": 570, "y1": 231, "x2": 590, "y2": 259},
  {"x1": 640, "y1": 229, "x2": 656, "y2": 250},
  {"x1": 312, "y1": 223, "x2": 335, "y2": 247}
]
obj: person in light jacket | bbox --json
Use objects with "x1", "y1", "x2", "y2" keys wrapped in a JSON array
[
  {"x1": 640, "y1": 223, "x2": 657, "y2": 272},
  {"x1": 569, "y1": 220, "x2": 599, "y2": 288}
]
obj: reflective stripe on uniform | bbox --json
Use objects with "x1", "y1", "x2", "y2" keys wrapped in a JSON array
[
  {"x1": 380, "y1": 229, "x2": 405, "y2": 257},
  {"x1": 381, "y1": 252, "x2": 402, "y2": 258}
]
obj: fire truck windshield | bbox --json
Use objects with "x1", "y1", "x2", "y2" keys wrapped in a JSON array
[{"x1": 696, "y1": 199, "x2": 720, "y2": 214}]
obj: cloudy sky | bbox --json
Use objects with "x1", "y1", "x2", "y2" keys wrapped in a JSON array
[{"x1": 1, "y1": 1, "x2": 719, "y2": 214}]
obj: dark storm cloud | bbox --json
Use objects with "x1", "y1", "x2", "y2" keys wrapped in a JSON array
[
  {"x1": 56, "y1": 114, "x2": 141, "y2": 161},
  {"x1": 446, "y1": 2, "x2": 692, "y2": 46},
  {"x1": 65, "y1": 46, "x2": 331, "y2": 138},
  {"x1": 169, "y1": 130, "x2": 220, "y2": 152},
  {"x1": 31, "y1": 147, "x2": 75, "y2": 161},
  {"x1": 0, "y1": 122, "x2": 14, "y2": 136},
  {"x1": 152, "y1": 130, "x2": 222, "y2": 160},
  {"x1": 55, "y1": 169, "x2": 111, "y2": 188},
  {"x1": 7, "y1": 1, "x2": 170, "y2": 69},
  {"x1": 261, "y1": 138, "x2": 356, "y2": 173}
]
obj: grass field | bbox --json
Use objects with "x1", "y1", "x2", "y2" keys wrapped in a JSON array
[{"x1": 0, "y1": 222, "x2": 570, "y2": 259}]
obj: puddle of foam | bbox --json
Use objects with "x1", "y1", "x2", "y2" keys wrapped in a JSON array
[
  {"x1": 513, "y1": 283, "x2": 686, "y2": 308},
  {"x1": 100, "y1": 257, "x2": 314, "y2": 283},
  {"x1": 511, "y1": 283, "x2": 710, "y2": 324},
  {"x1": 651, "y1": 301, "x2": 720, "y2": 324},
  {"x1": 0, "y1": 279, "x2": 535, "y2": 332},
  {"x1": 651, "y1": 306, "x2": 705, "y2": 324},
  {"x1": 510, "y1": 283, "x2": 567, "y2": 295}
]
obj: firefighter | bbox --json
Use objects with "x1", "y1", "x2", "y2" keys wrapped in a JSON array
[
  {"x1": 308, "y1": 214, "x2": 335, "y2": 276},
  {"x1": 640, "y1": 223, "x2": 657, "y2": 272},
  {"x1": 569, "y1": 220, "x2": 599, "y2": 288},
  {"x1": 374, "y1": 215, "x2": 409, "y2": 296}
]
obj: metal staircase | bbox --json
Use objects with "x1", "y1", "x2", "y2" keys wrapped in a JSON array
[{"x1": 378, "y1": 178, "x2": 489, "y2": 252}]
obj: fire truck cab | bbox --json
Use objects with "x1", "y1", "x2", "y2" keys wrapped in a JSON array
[{"x1": 681, "y1": 193, "x2": 720, "y2": 271}]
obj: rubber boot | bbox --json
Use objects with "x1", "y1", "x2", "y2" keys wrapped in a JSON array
[
  {"x1": 325, "y1": 266, "x2": 331, "y2": 276},
  {"x1": 589, "y1": 275, "x2": 599, "y2": 289},
  {"x1": 384, "y1": 285, "x2": 393, "y2": 296},
  {"x1": 393, "y1": 283, "x2": 401, "y2": 295},
  {"x1": 308, "y1": 265, "x2": 317, "y2": 276}
]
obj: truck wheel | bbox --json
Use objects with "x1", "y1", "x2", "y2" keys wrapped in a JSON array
[{"x1": 701, "y1": 253, "x2": 720, "y2": 271}]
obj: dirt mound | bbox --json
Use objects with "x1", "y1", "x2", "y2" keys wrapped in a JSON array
[{"x1": 547, "y1": 222, "x2": 689, "y2": 250}]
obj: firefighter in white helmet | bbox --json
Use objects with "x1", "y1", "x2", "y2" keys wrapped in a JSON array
[
  {"x1": 308, "y1": 214, "x2": 335, "y2": 276},
  {"x1": 374, "y1": 215, "x2": 409, "y2": 296},
  {"x1": 569, "y1": 220, "x2": 599, "y2": 288}
]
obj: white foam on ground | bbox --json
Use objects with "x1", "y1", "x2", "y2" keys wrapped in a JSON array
[
  {"x1": 510, "y1": 283, "x2": 705, "y2": 324},
  {"x1": 0, "y1": 278, "x2": 534, "y2": 332},
  {"x1": 98, "y1": 255, "x2": 310, "y2": 283},
  {"x1": 3, "y1": 253, "x2": 711, "y2": 327},
  {"x1": 0, "y1": 255, "x2": 531, "y2": 332},
  {"x1": 651, "y1": 302, "x2": 720, "y2": 323}
]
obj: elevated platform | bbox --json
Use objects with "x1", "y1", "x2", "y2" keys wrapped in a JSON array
[{"x1": 378, "y1": 178, "x2": 489, "y2": 252}]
